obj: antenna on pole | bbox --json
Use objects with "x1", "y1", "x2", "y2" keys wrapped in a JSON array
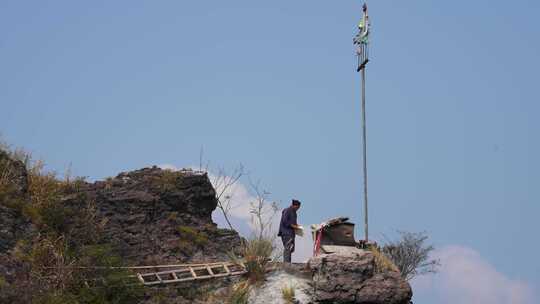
[{"x1": 353, "y1": 2, "x2": 370, "y2": 243}]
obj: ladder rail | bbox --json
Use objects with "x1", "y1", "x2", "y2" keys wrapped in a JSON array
[{"x1": 135, "y1": 261, "x2": 247, "y2": 286}]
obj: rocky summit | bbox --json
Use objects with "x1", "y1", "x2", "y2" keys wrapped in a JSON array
[{"x1": 0, "y1": 149, "x2": 413, "y2": 304}]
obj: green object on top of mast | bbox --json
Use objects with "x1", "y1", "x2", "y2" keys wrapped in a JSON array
[
  {"x1": 354, "y1": 3, "x2": 370, "y2": 71},
  {"x1": 354, "y1": 3, "x2": 370, "y2": 46}
]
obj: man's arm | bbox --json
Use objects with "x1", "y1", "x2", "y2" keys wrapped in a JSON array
[{"x1": 290, "y1": 210, "x2": 299, "y2": 229}]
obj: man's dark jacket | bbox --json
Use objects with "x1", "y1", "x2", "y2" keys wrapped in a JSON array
[{"x1": 278, "y1": 206, "x2": 297, "y2": 237}]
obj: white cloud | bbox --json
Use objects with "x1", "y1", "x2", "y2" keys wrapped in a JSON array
[
  {"x1": 209, "y1": 173, "x2": 254, "y2": 221},
  {"x1": 413, "y1": 245, "x2": 535, "y2": 304}
]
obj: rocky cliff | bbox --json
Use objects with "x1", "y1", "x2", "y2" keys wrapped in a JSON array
[
  {"x1": 0, "y1": 161, "x2": 242, "y2": 265},
  {"x1": 62, "y1": 166, "x2": 241, "y2": 265},
  {"x1": 0, "y1": 149, "x2": 413, "y2": 304},
  {"x1": 0, "y1": 149, "x2": 30, "y2": 251},
  {"x1": 0, "y1": 149, "x2": 243, "y2": 303}
]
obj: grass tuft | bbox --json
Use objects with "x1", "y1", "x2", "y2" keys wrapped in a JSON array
[
  {"x1": 228, "y1": 280, "x2": 250, "y2": 304},
  {"x1": 232, "y1": 237, "x2": 274, "y2": 284},
  {"x1": 281, "y1": 284, "x2": 296, "y2": 304}
]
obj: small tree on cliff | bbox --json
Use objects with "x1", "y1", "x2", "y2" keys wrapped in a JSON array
[
  {"x1": 382, "y1": 231, "x2": 440, "y2": 281},
  {"x1": 248, "y1": 179, "x2": 278, "y2": 241},
  {"x1": 210, "y1": 164, "x2": 245, "y2": 231},
  {"x1": 238, "y1": 180, "x2": 278, "y2": 283}
]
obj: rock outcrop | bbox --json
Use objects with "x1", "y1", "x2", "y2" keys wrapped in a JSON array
[
  {"x1": 63, "y1": 166, "x2": 242, "y2": 265},
  {"x1": 0, "y1": 149, "x2": 415, "y2": 304},
  {"x1": 0, "y1": 149, "x2": 31, "y2": 253},
  {"x1": 308, "y1": 249, "x2": 412, "y2": 304},
  {"x1": 0, "y1": 150, "x2": 33, "y2": 284}
]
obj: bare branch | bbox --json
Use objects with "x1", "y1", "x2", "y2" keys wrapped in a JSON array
[
  {"x1": 209, "y1": 164, "x2": 245, "y2": 231},
  {"x1": 248, "y1": 179, "x2": 278, "y2": 241}
]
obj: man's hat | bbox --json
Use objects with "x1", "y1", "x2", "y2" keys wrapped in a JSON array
[{"x1": 292, "y1": 199, "x2": 301, "y2": 206}]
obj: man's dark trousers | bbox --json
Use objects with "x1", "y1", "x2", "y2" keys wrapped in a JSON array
[
  {"x1": 278, "y1": 206, "x2": 297, "y2": 263},
  {"x1": 281, "y1": 234, "x2": 295, "y2": 263}
]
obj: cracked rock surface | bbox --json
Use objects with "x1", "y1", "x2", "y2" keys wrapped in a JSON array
[{"x1": 308, "y1": 250, "x2": 412, "y2": 304}]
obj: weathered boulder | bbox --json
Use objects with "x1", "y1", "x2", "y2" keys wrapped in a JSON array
[{"x1": 308, "y1": 249, "x2": 412, "y2": 304}]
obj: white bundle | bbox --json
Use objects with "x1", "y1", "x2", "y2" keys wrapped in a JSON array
[{"x1": 294, "y1": 226, "x2": 305, "y2": 237}]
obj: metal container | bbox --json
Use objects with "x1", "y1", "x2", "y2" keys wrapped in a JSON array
[{"x1": 320, "y1": 222, "x2": 356, "y2": 246}]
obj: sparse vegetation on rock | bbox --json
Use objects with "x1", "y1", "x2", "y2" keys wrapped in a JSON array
[
  {"x1": 0, "y1": 144, "x2": 242, "y2": 303},
  {"x1": 0, "y1": 142, "x2": 422, "y2": 304},
  {"x1": 382, "y1": 231, "x2": 440, "y2": 281}
]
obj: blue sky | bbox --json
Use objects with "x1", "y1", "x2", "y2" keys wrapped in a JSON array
[{"x1": 1, "y1": 1, "x2": 539, "y2": 303}]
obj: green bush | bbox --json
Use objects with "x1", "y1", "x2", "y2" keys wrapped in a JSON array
[{"x1": 177, "y1": 225, "x2": 209, "y2": 254}]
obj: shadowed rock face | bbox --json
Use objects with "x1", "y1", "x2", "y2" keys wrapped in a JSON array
[
  {"x1": 308, "y1": 250, "x2": 412, "y2": 304},
  {"x1": 0, "y1": 150, "x2": 32, "y2": 253},
  {"x1": 0, "y1": 150, "x2": 33, "y2": 289},
  {"x1": 64, "y1": 167, "x2": 242, "y2": 265},
  {"x1": 0, "y1": 150, "x2": 28, "y2": 198}
]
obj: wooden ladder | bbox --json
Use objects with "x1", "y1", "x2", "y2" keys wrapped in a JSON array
[{"x1": 135, "y1": 262, "x2": 247, "y2": 286}]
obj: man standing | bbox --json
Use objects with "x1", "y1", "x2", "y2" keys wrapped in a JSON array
[{"x1": 278, "y1": 199, "x2": 301, "y2": 263}]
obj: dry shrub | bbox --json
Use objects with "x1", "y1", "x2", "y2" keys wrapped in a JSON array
[
  {"x1": 234, "y1": 237, "x2": 274, "y2": 284},
  {"x1": 381, "y1": 231, "x2": 440, "y2": 281},
  {"x1": 0, "y1": 151, "x2": 27, "y2": 210},
  {"x1": 21, "y1": 160, "x2": 71, "y2": 231},
  {"x1": 370, "y1": 245, "x2": 400, "y2": 274},
  {"x1": 14, "y1": 236, "x2": 144, "y2": 303},
  {"x1": 0, "y1": 143, "x2": 144, "y2": 303},
  {"x1": 205, "y1": 280, "x2": 250, "y2": 304},
  {"x1": 281, "y1": 284, "x2": 296, "y2": 304},
  {"x1": 28, "y1": 235, "x2": 77, "y2": 292},
  {"x1": 228, "y1": 280, "x2": 250, "y2": 304}
]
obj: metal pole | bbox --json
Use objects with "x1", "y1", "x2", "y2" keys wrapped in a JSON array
[{"x1": 361, "y1": 67, "x2": 369, "y2": 242}]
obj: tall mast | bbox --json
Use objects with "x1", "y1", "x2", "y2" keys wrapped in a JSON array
[{"x1": 354, "y1": 3, "x2": 370, "y2": 243}]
